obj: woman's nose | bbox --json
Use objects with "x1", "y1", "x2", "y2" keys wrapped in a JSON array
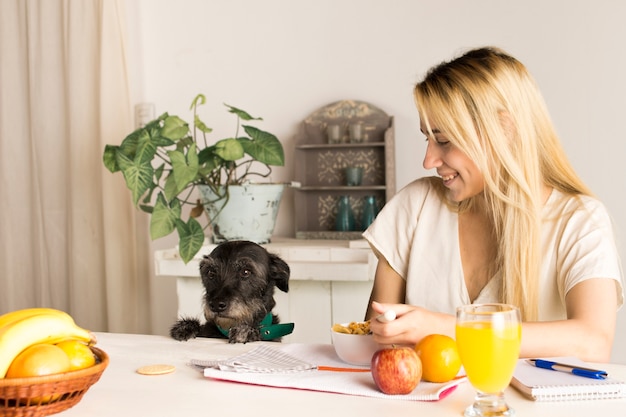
[{"x1": 423, "y1": 140, "x2": 441, "y2": 170}]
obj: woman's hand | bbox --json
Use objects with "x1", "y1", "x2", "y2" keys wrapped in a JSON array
[{"x1": 368, "y1": 301, "x2": 455, "y2": 347}]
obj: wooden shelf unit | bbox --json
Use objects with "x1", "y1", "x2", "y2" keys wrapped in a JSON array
[{"x1": 294, "y1": 100, "x2": 396, "y2": 239}]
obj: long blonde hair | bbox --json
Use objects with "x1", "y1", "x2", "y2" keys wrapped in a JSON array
[{"x1": 414, "y1": 47, "x2": 591, "y2": 320}]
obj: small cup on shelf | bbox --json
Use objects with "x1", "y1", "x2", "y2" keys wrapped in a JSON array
[
  {"x1": 327, "y1": 124, "x2": 342, "y2": 144},
  {"x1": 349, "y1": 122, "x2": 364, "y2": 143},
  {"x1": 345, "y1": 167, "x2": 363, "y2": 186}
]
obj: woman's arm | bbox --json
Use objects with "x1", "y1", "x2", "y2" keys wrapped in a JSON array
[
  {"x1": 519, "y1": 278, "x2": 618, "y2": 362},
  {"x1": 364, "y1": 257, "x2": 406, "y2": 320},
  {"x1": 368, "y1": 276, "x2": 619, "y2": 362},
  {"x1": 366, "y1": 256, "x2": 456, "y2": 345}
]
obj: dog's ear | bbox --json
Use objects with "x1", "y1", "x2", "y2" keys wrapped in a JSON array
[
  {"x1": 199, "y1": 256, "x2": 215, "y2": 286},
  {"x1": 268, "y1": 253, "x2": 290, "y2": 293}
]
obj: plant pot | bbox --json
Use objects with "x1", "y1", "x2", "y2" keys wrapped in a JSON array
[{"x1": 198, "y1": 183, "x2": 285, "y2": 244}]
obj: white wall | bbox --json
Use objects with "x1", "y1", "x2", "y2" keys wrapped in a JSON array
[{"x1": 125, "y1": 0, "x2": 626, "y2": 363}]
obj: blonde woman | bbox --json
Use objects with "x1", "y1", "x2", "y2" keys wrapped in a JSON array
[{"x1": 364, "y1": 47, "x2": 623, "y2": 362}]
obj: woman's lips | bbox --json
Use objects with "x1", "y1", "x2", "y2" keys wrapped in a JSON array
[{"x1": 441, "y1": 173, "x2": 458, "y2": 185}]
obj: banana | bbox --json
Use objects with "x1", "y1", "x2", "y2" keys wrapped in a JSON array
[
  {"x1": 0, "y1": 307, "x2": 73, "y2": 330},
  {"x1": 0, "y1": 313, "x2": 96, "y2": 378}
]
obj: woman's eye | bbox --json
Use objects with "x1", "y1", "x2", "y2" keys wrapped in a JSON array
[{"x1": 425, "y1": 136, "x2": 450, "y2": 146}]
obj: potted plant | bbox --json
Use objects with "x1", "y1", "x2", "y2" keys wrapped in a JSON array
[{"x1": 102, "y1": 94, "x2": 286, "y2": 263}]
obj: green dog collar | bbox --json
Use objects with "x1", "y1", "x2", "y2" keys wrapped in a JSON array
[{"x1": 217, "y1": 313, "x2": 295, "y2": 341}]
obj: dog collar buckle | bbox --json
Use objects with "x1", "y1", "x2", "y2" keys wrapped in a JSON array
[{"x1": 260, "y1": 322, "x2": 295, "y2": 340}]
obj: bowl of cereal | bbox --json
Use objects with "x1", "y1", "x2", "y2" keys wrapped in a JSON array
[{"x1": 330, "y1": 321, "x2": 381, "y2": 366}]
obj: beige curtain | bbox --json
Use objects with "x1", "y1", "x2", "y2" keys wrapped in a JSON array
[{"x1": 0, "y1": 0, "x2": 153, "y2": 334}]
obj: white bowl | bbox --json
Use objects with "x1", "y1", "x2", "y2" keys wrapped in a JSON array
[{"x1": 330, "y1": 324, "x2": 381, "y2": 366}]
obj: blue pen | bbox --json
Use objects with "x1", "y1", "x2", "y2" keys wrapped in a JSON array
[{"x1": 526, "y1": 359, "x2": 608, "y2": 379}]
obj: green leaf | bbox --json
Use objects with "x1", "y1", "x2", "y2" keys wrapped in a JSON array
[
  {"x1": 175, "y1": 136, "x2": 194, "y2": 152},
  {"x1": 134, "y1": 130, "x2": 158, "y2": 164},
  {"x1": 241, "y1": 125, "x2": 285, "y2": 166},
  {"x1": 103, "y1": 145, "x2": 119, "y2": 173},
  {"x1": 176, "y1": 217, "x2": 205, "y2": 263},
  {"x1": 154, "y1": 163, "x2": 165, "y2": 182},
  {"x1": 147, "y1": 126, "x2": 176, "y2": 147},
  {"x1": 118, "y1": 129, "x2": 141, "y2": 159},
  {"x1": 190, "y1": 94, "x2": 206, "y2": 110},
  {"x1": 214, "y1": 138, "x2": 245, "y2": 161},
  {"x1": 194, "y1": 114, "x2": 213, "y2": 134},
  {"x1": 161, "y1": 116, "x2": 189, "y2": 140},
  {"x1": 168, "y1": 143, "x2": 199, "y2": 192},
  {"x1": 197, "y1": 146, "x2": 219, "y2": 166},
  {"x1": 163, "y1": 172, "x2": 180, "y2": 202},
  {"x1": 150, "y1": 194, "x2": 181, "y2": 239},
  {"x1": 141, "y1": 182, "x2": 156, "y2": 205},
  {"x1": 116, "y1": 152, "x2": 154, "y2": 205},
  {"x1": 224, "y1": 104, "x2": 262, "y2": 122}
]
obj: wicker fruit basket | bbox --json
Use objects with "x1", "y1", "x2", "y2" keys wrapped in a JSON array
[{"x1": 0, "y1": 347, "x2": 108, "y2": 417}]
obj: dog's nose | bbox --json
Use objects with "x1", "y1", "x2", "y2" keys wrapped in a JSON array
[{"x1": 209, "y1": 300, "x2": 228, "y2": 312}]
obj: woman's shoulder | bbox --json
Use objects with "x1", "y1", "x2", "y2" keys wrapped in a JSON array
[
  {"x1": 393, "y1": 176, "x2": 452, "y2": 211},
  {"x1": 548, "y1": 189, "x2": 607, "y2": 211},
  {"x1": 375, "y1": 176, "x2": 450, "y2": 223},
  {"x1": 547, "y1": 189, "x2": 613, "y2": 226}
]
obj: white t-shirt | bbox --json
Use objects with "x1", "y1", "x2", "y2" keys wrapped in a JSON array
[{"x1": 363, "y1": 177, "x2": 624, "y2": 320}]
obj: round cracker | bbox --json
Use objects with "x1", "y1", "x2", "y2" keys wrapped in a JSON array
[{"x1": 136, "y1": 364, "x2": 176, "y2": 375}]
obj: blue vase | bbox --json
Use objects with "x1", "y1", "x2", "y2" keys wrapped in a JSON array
[
  {"x1": 335, "y1": 195, "x2": 356, "y2": 231},
  {"x1": 361, "y1": 195, "x2": 379, "y2": 230}
]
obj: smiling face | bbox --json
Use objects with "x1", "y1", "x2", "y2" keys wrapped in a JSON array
[{"x1": 420, "y1": 119, "x2": 485, "y2": 203}]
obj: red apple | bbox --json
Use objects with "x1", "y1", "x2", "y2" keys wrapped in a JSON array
[{"x1": 371, "y1": 347, "x2": 422, "y2": 395}]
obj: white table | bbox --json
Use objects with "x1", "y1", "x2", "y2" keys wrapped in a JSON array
[{"x1": 58, "y1": 333, "x2": 626, "y2": 417}]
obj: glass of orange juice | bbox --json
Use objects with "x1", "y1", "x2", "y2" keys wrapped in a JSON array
[{"x1": 456, "y1": 303, "x2": 521, "y2": 417}]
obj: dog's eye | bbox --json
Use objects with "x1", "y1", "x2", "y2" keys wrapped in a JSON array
[{"x1": 240, "y1": 269, "x2": 251, "y2": 279}]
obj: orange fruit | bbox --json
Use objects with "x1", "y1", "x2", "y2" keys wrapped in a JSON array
[
  {"x1": 56, "y1": 339, "x2": 96, "y2": 371},
  {"x1": 6, "y1": 343, "x2": 71, "y2": 378},
  {"x1": 6, "y1": 343, "x2": 72, "y2": 403},
  {"x1": 414, "y1": 334, "x2": 462, "y2": 383}
]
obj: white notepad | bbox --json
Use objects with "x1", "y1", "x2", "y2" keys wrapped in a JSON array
[
  {"x1": 194, "y1": 343, "x2": 467, "y2": 401},
  {"x1": 510, "y1": 357, "x2": 626, "y2": 401}
]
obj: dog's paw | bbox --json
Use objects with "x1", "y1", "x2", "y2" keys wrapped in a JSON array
[
  {"x1": 169, "y1": 317, "x2": 202, "y2": 341},
  {"x1": 228, "y1": 325, "x2": 261, "y2": 344}
]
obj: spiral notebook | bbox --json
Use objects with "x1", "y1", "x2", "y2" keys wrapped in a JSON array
[{"x1": 510, "y1": 357, "x2": 626, "y2": 401}]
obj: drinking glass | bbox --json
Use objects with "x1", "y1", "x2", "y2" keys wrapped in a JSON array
[{"x1": 456, "y1": 303, "x2": 521, "y2": 417}]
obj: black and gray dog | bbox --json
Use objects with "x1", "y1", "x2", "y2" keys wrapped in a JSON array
[{"x1": 169, "y1": 240, "x2": 290, "y2": 344}]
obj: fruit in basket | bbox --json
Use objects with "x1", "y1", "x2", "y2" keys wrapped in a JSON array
[
  {"x1": 371, "y1": 347, "x2": 422, "y2": 395},
  {"x1": 6, "y1": 343, "x2": 72, "y2": 403},
  {"x1": 0, "y1": 307, "x2": 74, "y2": 329},
  {"x1": 56, "y1": 339, "x2": 97, "y2": 371},
  {"x1": 0, "y1": 309, "x2": 96, "y2": 378},
  {"x1": 414, "y1": 334, "x2": 462, "y2": 383},
  {"x1": 6, "y1": 343, "x2": 71, "y2": 377}
]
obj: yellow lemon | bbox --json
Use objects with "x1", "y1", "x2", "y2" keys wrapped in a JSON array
[
  {"x1": 415, "y1": 334, "x2": 462, "y2": 383},
  {"x1": 56, "y1": 339, "x2": 96, "y2": 371}
]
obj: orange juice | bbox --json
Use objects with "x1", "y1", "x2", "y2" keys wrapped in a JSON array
[{"x1": 456, "y1": 321, "x2": 521, "y2": 393}]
